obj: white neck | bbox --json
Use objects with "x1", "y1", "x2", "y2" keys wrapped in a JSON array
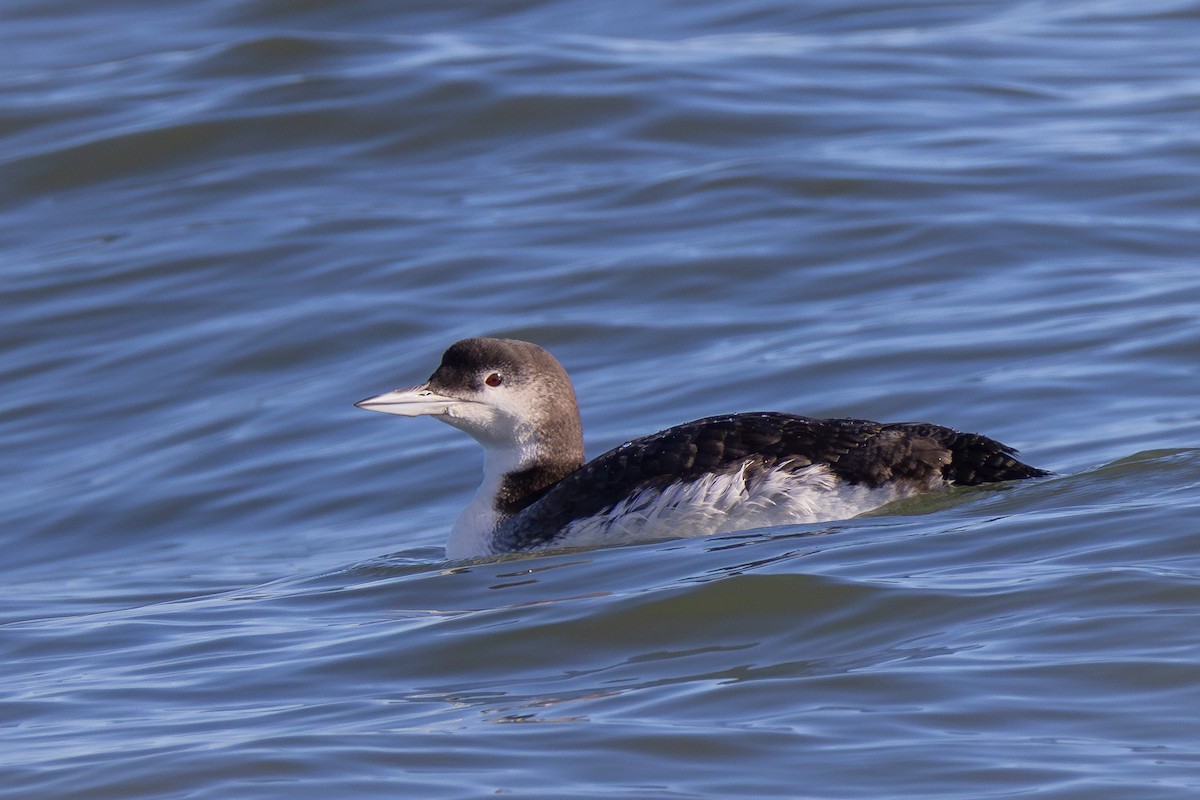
[{"x1": 445, "y1": 440, "x2": 535, "y2": 560}]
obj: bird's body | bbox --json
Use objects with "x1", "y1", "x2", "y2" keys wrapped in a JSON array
[{"x1": 357, "y1": 338, "x2": 1047, "y2": 559}]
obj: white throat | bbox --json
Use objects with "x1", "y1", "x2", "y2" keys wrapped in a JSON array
[{"x1": 445, "y1": 438, "x2": 537, "y2": 560}]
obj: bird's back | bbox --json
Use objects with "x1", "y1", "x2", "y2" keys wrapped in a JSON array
[{"x1": 494, "y1": 412, "x2": 1046, "y2": 551}]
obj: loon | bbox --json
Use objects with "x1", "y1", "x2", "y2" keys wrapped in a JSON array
[{"x1": 356, "y1": 337, "x2": 1048, "y2": 559}]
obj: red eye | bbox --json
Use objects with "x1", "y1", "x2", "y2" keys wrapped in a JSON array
[{"x1": 485, "y1": 373, "x2": 503, "y2": 387}]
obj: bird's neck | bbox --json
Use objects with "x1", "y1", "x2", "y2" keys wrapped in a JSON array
[{"x1": 446, "y1": 434, "x2": 583, "y2": 560}]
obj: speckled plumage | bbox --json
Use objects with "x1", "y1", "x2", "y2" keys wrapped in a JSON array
[
  {"x1": 357, "y1": 338, "x2": 1048, "y2": 558},
  {"x1": 493, "y1": 411, "x2": 1047, "y2": 551}
]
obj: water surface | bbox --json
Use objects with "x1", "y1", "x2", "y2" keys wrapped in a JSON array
[{"x1": 3, "y1": 0, "x2": 1200, "y2": 797}]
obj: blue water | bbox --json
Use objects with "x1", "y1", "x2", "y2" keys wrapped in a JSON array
[{"x1": 3, "y1": 0, "x2": 1200, "y2": 797}]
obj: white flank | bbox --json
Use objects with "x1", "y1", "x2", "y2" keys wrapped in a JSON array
[{"x1": 554, "y1": 463, "x2": 920, "y2": 550}]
